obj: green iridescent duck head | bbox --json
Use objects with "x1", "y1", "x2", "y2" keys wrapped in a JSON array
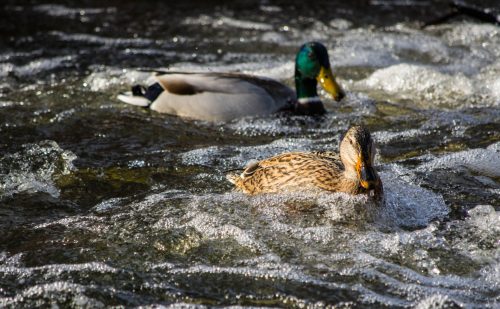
[{"x1": 294, "y1": 42, "x2": 345, "y2": 115}]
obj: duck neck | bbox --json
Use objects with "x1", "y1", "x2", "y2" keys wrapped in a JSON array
[
  {"x1": 294, "y1": 70, "x2": 326, "y2": 115},
  {"x1": 295, "y1": 70, "x2": 321, "y2": 104},
  {"x1": 338, "y1": 169, "x2": 361, "y2": 194},
  {"x1": 343, "y1": 168, "x2": 359, "y2": 183}
]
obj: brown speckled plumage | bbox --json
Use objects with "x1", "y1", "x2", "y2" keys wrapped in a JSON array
[{"x1": 227, "y1": 126, "x2": 383, "y2": 202}]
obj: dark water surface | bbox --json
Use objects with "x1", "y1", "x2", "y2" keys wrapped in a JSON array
[{"x1": 1, "y1": 0, "x2": 499, "y2": 308}]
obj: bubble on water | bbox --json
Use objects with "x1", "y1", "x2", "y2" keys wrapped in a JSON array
[
  {"x1": 333, "y1": 28, "x2": 450, "y2": 68},
  {"x1": 479, "y1": 261, "x2": 500, "y2": 292},
  {"x1": 417, "y1": 142, "x2": 500, "y2": 178},
  {"x1": 476, "y1": 59, "x2": 500, "y2": 103},
  {"x1": 180, "y1": 146, "x2": 225, "y2": 166},
  {"x1": 441, "y1": 23, "x2": 500, "y2": 46},
  {"x1": 84, "y1": 68, "x2": 151, "y2": 91},
  {"x1": 0, "y1": 140, "x2": 77, "y2": 198},
  {"x1": 419, "y1": 109, "x2": 496, "y2": 135},
  {"x1": 0, "y1": 281, "x2": 106, "y2": 308},
  {"x1": 362, "y1": 223, "x2": 449, "y2": 275},
  {"x1": 181, "y1": 193, "x2": 269, "y2": 253},
  {"x1": 414, "y1": 294, "x2": 461, "y2": 309},
  {"x1": 165, "y1": 263, "x2": 336, "y2": 289},
  {"x1": 0, "y1": 56, "x2": 73, "y2": 77},
  {"x1": 50, "y1": 31, "x2": 154, "y2": 47},
  {"x1": 0, "y1": 261, "x2": 119, "y2": 307},
  {"x1": 92, "y1": 197, "x2": 128, "y2": 213},
  {"x1": 329, "y1": 18, "x2": 352, "y2": 30},
  {"x1": 349, "y1": 248, "x2": 496, "y2": 307},
  {"x1": 162, "y1": 303, "x2": 209, "y2": 309},
  {"x1": 377, "y1": 167, "x2": 448, "y2": 229},
  {"x1": 182, "y1": 211, "x2": 266, "y2": 253},
  {"x1": 3, "y1": 262, "x2": 118, "y2": 277},
  {"x1": 217, "y1": 16, "x2": 273, "y2": 31},
  {"x1": 72, "y1": 294, "x2": 105, "y2": 308},
  {"x1": 33, "y1": 4, "x2": 113, "y2": 18},
  {"x1": 249, "y1": 191, "x2": 377, "y2": 225},
  {"x1": 180, "y1": 137, "x2": 315, "y2": 167},
  {"x1": 373, "y1": 128, "x2": 430, "y2": 144},
  {"x1": 168, "y1": 58, "x2": 292, "y2": 80},
  {"x1": 182, "y1": 15, "x2": 273, "y2": 31},
  {"x1": 227, "y1": 116, "x2": 303, "y2": 136},
  {"x1": 237, "y1": 138, "x2": 316, "y2": 161},
  {"x1": 0, "y1": 252, "x2": 24, "y2": 267},
  {"x1": 240, "y1": 61, "x2": 294, "y2": 80},
  {"x1": 459, "y1": 205, "x2": 500, "y2": 262},
  {"x1": 489, "y1": 76, "x2": 500, "y2": 101},
  {"x1": 356, "y1": 64, "x2": 475, "y2": 106},
  {"x1": 261, "y1": 31, "x2": 287, "y2": 43},
  {"x1": 0, "y1": 63, "x2": 15, "y2": 78},
  {"x1": 488, "y1": 142, "x2": 500, "y2": 152}
]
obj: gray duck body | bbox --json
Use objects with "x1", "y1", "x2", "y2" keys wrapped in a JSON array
[{"x1": 121, "y1": 72, "x2": 296, "y2": 122}]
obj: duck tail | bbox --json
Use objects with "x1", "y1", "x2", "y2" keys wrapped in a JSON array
[{"x1": 117, "y1": 83, "x2": 164, "y2": 107}]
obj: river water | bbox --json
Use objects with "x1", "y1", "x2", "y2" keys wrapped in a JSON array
[{"x1": 0, "y1": 0, "x2": 499, "y2": 308}]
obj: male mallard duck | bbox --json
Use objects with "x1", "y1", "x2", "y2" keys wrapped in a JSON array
[
  {"x1": 117, "y1": 42, "x2": 344, "y2": 122},
  {"x1": 227, "y1": 126, "x2": 383, "y2": 201}
]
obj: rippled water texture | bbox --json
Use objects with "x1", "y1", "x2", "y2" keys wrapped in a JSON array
[{"x1": 1, "y1": 0, "x2": 499, "y2": 307}]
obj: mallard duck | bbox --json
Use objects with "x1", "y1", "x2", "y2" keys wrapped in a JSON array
[
  {"x1": 117, "y1": 42, "x2": 344, "y2": 122},
  {"x1": 227, "y1": 126, "x2": 383, "y2": 201}
]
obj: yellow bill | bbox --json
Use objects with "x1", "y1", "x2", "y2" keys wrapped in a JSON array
[
  {"x1": 317, "y1": 66, "x2": 345, "y2": 101},
  {"x1": 356, "y1": 158, "x2": 377, "y2": 190}
]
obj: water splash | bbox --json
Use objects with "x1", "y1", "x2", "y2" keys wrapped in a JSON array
[{"x1": 0, "y1": 141, "x2": 76, "y2": 198}]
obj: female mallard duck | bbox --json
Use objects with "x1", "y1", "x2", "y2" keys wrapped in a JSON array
[
  {"x1": 227, "y1": 126, "x2": 383, "y2": 201},
  {"x1": 117, "y1": 42, "x2": 344, "y2": 122}
]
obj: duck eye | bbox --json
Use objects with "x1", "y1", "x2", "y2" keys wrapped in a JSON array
[{"x1": 308, "y1": 52, "x2": 316, "y2": 60}]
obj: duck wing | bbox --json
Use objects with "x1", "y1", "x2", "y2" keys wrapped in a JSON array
[
  {"x1": 155, "y1": 71, "x2": 295, "y2": 100},
  {"x1": 310, "y1": 151, "x2": 343, "y2": 169},
  {"x1": 231, "y1": 152, "x2": 343, "y2": 194},
  {"x1": 213, "y1": 72, "x2": 296, "y2": 107},
  {"x1": 149, "y1": 72, "x2": 295, "y2": 121}
]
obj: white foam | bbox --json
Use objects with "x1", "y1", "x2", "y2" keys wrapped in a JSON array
[
  {"x1": 180, "y1": 137, "x2": 316, "y2": 167},
  {"x1": 240, "y1": 61, "x2": 294, "y2": 80},
  {"x1": 227, "y1": 117, "x2": 304, "y2": 136},
  {"x1": 467, "y1": 205, "x2": 500, "y2": 237},
  {"x1": 0, "y1": 140, "x2": 76, "y2": 198},
  {"x1": 84, "y1": 68, "x2": 151, "y2": 91},
  {"x1": 0, "y1": 56, "x2": 73, "y2": 77},
  {"x1": 166, "y1": 263, "x2": 341, "y2": 290},
  {"x1": 329, "y1": 18, "x2": 353, "y2": 30},
  {"x1": 376, "y1": 166, "x2": 449, "y2": 229},
  {"x1": 373, "y1": 129, "x2": 430, "y2": 144},
  {"x1": 182, "y1": 211, "x2": 266, "y2": 253},
  {"x1": 479, "y1": 261, "x2": 500, "y2": 292},
  {"x1": 249, "y1": 191, "x2": 377, "y2": 227},
  {"x1": 333, "y1": 28, "x2": 449, "y2": 68},
  {"x1": 33, "y1": 4, "x2": 114, "y2": 18},
  {"x1": 441, "y1": 23, "x2": 500, "y2": 46},
  {"x1": 489, "y1": 76, "x2": 500, "y2": 101},
  {"x1": 33, "y1": 215, "x2": 108, "y2": 231},
  {"x1": 49, "y1": 31, "x2": 154, "y2": 47},
  {"x1": 182, "y1": 15, "x2": 273, "y2": 31},
  {"x1": 356, "y1": 64, "x2": 475, "y2": 106},
  {"x1": 476, "y1": 59, "x2": 500, "y2": 102},
  {"x1": 0, "y1": 281, "x2": 105, "y2": 308},
  {"x1": 417, "y1": 142, "x2": 500, "y2": 178},
  {"x1": 0, "y1": 262, "x2": 118, "y2": 277}
]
